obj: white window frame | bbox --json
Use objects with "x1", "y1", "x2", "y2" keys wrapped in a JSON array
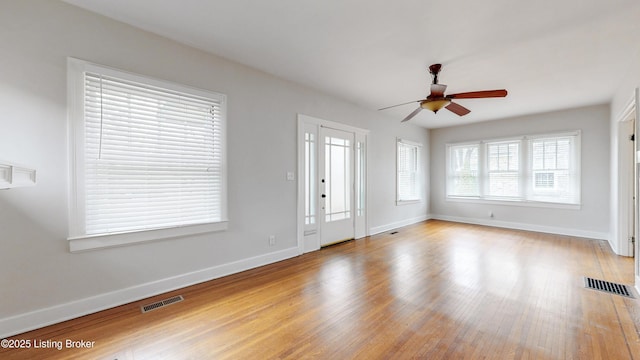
[
  {"x1": 396, "y1": 138, "x2": 422, "y2": 205},
  {"x1": 445, "y1": 131, "x2": 581, "y2": 209},
  {"x1": 526, "y1": 133, "x2": 581, "y2": 204},
  {"x1": 446, "y1": 142, "x2": 480, "y2": 198},
  {"x1": 67, "y1": 58, "x2": 227, "y2": 252},
  {"x1": 484, "y1": 139, "x2": 522, "y2": 200}
]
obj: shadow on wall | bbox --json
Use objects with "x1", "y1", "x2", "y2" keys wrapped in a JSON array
[
  {"x1": 0, "y1": 194, "x2": 70, "y2": 315},
  {"x1": 0, "y1": 194, "x2": 152, "y2": 322}
]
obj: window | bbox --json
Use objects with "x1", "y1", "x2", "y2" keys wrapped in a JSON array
[
  {"x1": 356, "y1": 140, "x2": 366, "y2": 217},
  {"x1": 446, "y1": 131, "x2": 580, "y2": 206},
  {"x1": 67, "y1": 58, "x2": 227, "y2": 251},
  {"x1": 529, "y1": 136, "x2": 578, "y2": 203},
  {"x1": 448, "y1": 143, "x2": 479, "y2": 197},
  {"x1": 304, "y1": 132, "x2": 316, "y2": 226},
  {"x1": 486, "y1": 140, "x2": 520, "y2": 198},
  {"x1": 324, "y1": 135, "x2": 352, "y2": 222},
  {"x1": 397, "y1": 139, "x2": 422, "y2": 204}
]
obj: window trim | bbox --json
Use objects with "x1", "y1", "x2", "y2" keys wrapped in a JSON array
[
  {"x1": 67, "y1": 58, "x2": 228, "y2": 252},
  {"x1": 445, "y1": 131, "x2": 581, "y2": 209},
  {"x1": 396, "y1": 138, "x2": 422, "y2": 205}
]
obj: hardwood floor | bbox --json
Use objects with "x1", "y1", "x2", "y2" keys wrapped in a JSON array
[{"x1": 2, "y1": 220, "x2": 640, "y2": 359}]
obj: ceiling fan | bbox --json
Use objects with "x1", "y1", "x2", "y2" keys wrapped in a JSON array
[{"x1": 379, "y1": 64, "x2": 508, "y2": 122}]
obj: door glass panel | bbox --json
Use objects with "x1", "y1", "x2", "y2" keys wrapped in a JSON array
[
  {"x1": 356, "y1": 141, "x2": 365, "y2": 217},
  {"x1": 325, "y1": 136, "x2": 351, "y2": 222},
  {"x1": 305, "y1": 132, "x2": 316, "y2": 225}
]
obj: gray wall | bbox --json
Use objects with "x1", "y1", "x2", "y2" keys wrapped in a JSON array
[
  {"x1": 0, "y1": 1, "x2": 428, "y2": 336},
  {"x1": 429, "y1": 105, "x2": 610, "y2": 239}
]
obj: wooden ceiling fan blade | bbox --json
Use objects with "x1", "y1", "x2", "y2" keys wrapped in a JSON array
[
  {"x1": 445, "y1": 102, "x2": 471, "y2": 116},
  {"x1": 401, "y1": 107, "x2": 423, "y2": 122},
  {"x1": 447, "y1": 89, "x2": 508, "y2": 99},
  {"x1": 378, "y1": 99, "x2": 422, "y2": 111}
]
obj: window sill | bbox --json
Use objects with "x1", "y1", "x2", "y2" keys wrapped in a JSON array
[
  {"x1": 446, "y1": 196, "x2": 581, "y2": 210},
  {"x1": 68, "y1": 221, "x2": 228, "y2": 253}
]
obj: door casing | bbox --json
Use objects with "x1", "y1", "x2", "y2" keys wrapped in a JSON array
[{"x1": 297, "y1": 114, "x2": 368, "y2": 254}]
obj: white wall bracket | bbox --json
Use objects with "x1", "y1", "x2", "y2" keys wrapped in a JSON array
[{"x1": 0, "y1": 161, "x2": 36, "y2": 189}]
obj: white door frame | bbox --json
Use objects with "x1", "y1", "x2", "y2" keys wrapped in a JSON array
[
  {"x1": 617, "y1": 104, "x2": 636, "y2": 257},
  {"x1": 633, "y1": 88, "x2": 640, "y2": 291},
  {"x1": 296, "y1": 114, "x2": 369, "y2": 254}
]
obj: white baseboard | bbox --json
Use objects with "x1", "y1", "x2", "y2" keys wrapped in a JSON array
[
  {"x1": 607, "y1": 236, "x2": 620, "y2": 255},
  {"x1": 0, "y1": 247, "x2": 300, "y2": 338},
  {"x1": 369, "y1": 214, "x2": 431, "y2": 236},
  {"x1": 431, "y1": 214, "x2": 609, "y2": 241}
]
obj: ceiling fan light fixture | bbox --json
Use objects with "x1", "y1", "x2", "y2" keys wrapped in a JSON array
[{"x1": 421, "y1": 99, "x2": 451, "y2": 113}]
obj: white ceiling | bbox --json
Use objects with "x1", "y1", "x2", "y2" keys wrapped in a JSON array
[{"x1": 63, "y1": 0, "x2": 640, "y2": 128}]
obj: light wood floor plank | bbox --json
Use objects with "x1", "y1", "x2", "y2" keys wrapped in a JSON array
[{"x1": 2, "y1": 220, "x2": 640, "y2": 359}]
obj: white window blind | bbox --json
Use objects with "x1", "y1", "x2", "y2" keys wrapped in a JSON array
[
  {"x1": 448, "y1": 144, "x2": 479, "y2": 197},
  {"x1": 486, "y1": 141, "x2": 520, "y2": 198},
  {"x1": 397, "y1": 139, "x2": 421, "y2": 203},
  {"x1": 83, "y1": 73, "x2": 224, "y2": 235},
  {"x1": 68, "y1": 59, "x2": 227, "y2": 251}
]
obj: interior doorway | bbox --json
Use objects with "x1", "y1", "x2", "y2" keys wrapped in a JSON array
[
  {"x1": 631, "y1": 88, "x2": 640, "y2": 291},
  {"x1": 619, "y1": 87, "x2": 640, "y2": 292},
  {"x1": 629, "y1": 114, "x2": 636, "y2": 259},
  {"x1": 617, "y1": 87, "x2": 639, "y2": 260},
  {"x1": 619, "y1": 116, "x2": 635, "y2": 257}
]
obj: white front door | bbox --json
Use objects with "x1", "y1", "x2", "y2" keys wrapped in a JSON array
[{"x1": 319, "y1": 127, "x2": 355, "y2": 246}]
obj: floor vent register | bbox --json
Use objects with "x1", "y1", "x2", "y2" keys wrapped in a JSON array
[
  {"x1": 583, "y1": 277, "x2": 634, "y2": 298},
  {"x1": 141, "y1": 295, "x2": 185, "y2": 313}
]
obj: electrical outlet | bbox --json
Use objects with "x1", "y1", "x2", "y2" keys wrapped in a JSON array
[{"x1": 269, "y1": 235, "x2": 276, "y2": 246}]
